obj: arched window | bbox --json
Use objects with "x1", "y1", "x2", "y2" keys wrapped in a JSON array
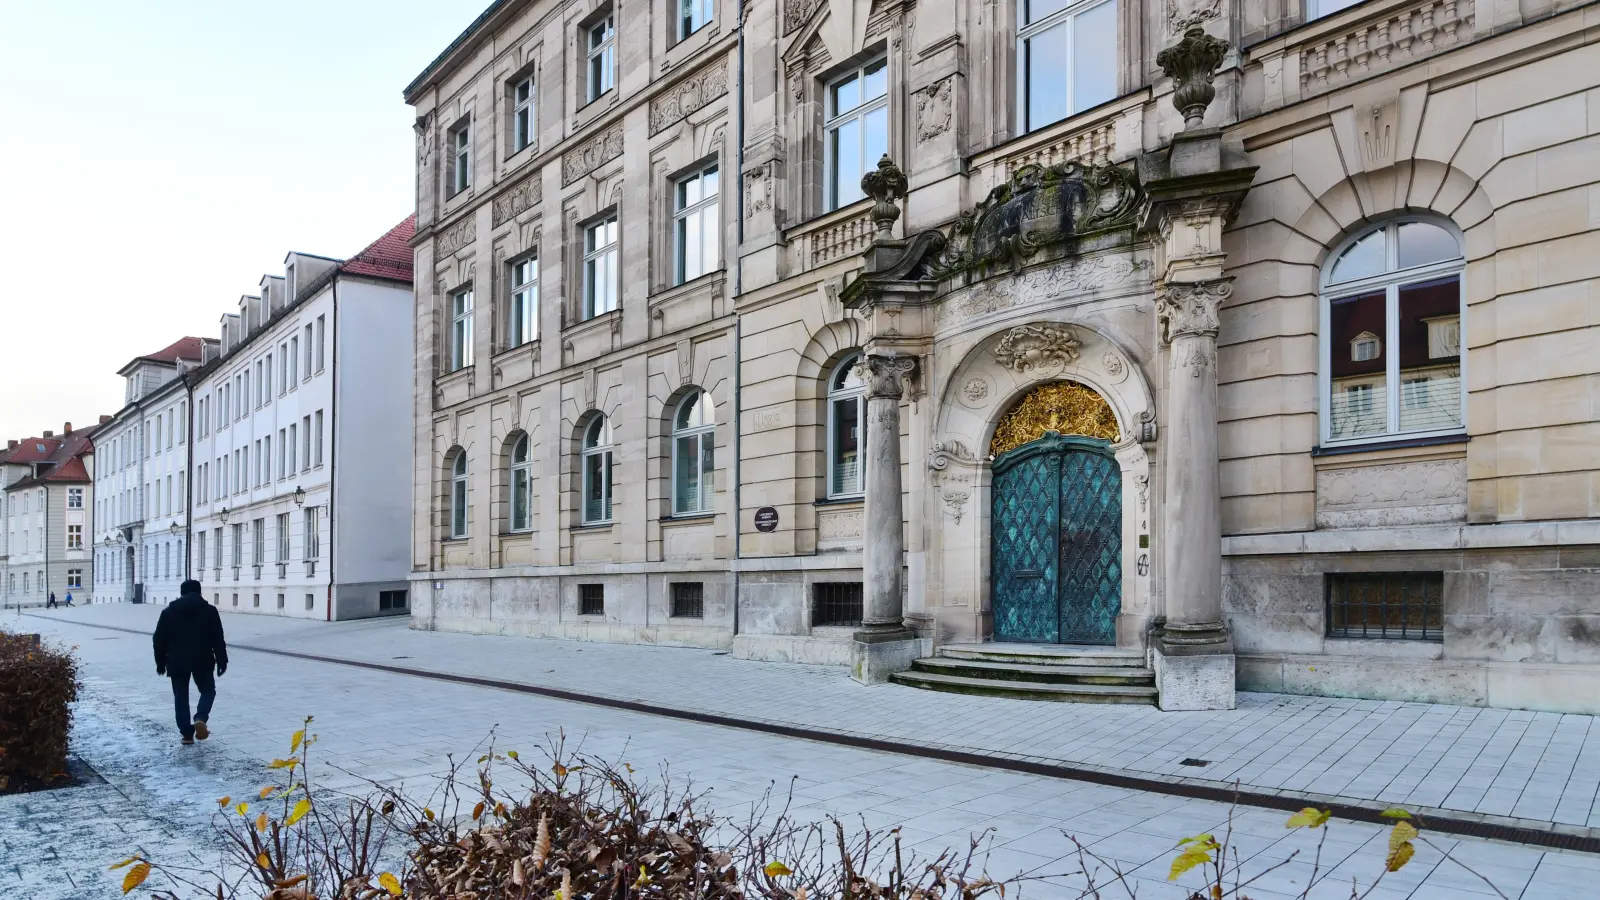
[
  {"x1": 827, "y1": 354, "x2": 866, "y2": 497},
  {"x1": 1321, "y1": 219, "x2": 1465, "y2": 444},
  {"x1": 581, "y1": 416, "x2": 614, "y2": 524},
  {"x1": 672, "y1": 390, "x2": 715, "y2": 514},
  {"x1": 509, "y1": 434, "x2": 532, "y2": 533},
  {"x1": 449, "y1": 452, "x2": 469, "y2": 538}
]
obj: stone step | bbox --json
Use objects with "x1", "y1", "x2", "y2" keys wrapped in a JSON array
[
  {"x1": 890, "y1": 670, "x2": 1159, "y2": 704},
  {"x1": 937, "y1": 643, "x2": 1148, "y2": 668},
  {"x1": 911, "y1": 656, "x2": 1154, "y2": 686}
]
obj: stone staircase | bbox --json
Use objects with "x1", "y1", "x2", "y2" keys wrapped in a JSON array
[{"x1": 889, "y1": 643, "x2": 1157, "y2": 704}]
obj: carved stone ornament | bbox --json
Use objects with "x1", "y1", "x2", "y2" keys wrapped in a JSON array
[
  {"x1": 561, "y1": 123, "x2": 624, "y2": 185},
  {"x1": 961, "y1": 378, "x2": 990, "y2": 405},
  {"x1": 415, "y1": 111, "x2": 435, "y2": 166},
  {"x1": 648, "y1": 58, "x2": 730, "y2": 136},
  {"x1": 1166, "y1": 0, "x2": 1221, "y2": 34},
  {"x1": 930, "y1": 162, "x2": 1144, "y2": 280},
  {"x1": 1155, "y1": 279, "x2": 1231, "y2": 344},
  {"x1": 914, "y1": 78, "x2": 953, "y2": 141},
  {"x1": 942, "y1": 488, "x2": 972, "y2": 524},
  {"x1": 934, "y1": 254, "x2": 1151, "y2": 330},
  {"x1": 853, "y1": 354, "x2": 917, "y2": 400},
  {"x1": 1156, "y1": 26, "x2": 1230, "y2": 130},
  {"x1": 860, "y1": 155, "x2": 908, "y2": 240},
  {"x1": 990, "y1": 381, "x2": 1121, "y2": 456},
  {"x1": 744, "y1": 162, "x2": 774, "y2": 215},
  {"x1": 492, "y1": 172, "x2": 542, "y2": 227},
  {"x1": 992, "y1": 323, "x2": 1081, "y2": 374},
  {"x1": 783, "y1": 0, "x2": 824, "y2": 35},
  {"x1": 1102, "y1": 350, "x2": 1127, "y2": 379},
  {"x1": 927, "y1": 440, "x2": 979, "y2": 470},
  {"x1": 436, "y1": 217, "x2": 476, "y2": 257}
]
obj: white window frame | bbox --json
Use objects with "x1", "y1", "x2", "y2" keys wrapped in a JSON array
[
  {"x1": 509, "y1": 434, "x2": 533, "y2": 533},
  {"x1": 304, "y1": 508, "x2": 321, "y2": 560},
  {"x1": 450, "y1": 120, "x2": 472, "y2": 195},
  {"x1": 449, "y1": 453, "x2": 469, "y2": 539},
  {"x1": 512, "y1": 76, "x2": 535, "y2": 152},
  {"x1": 509, "y1": 256, "x2": 538, "y2": 348},
  {"x1": 451, "y1": 287, "x2": 475, "y2": 370},
  {"x1": 671, "y1": 390, "x2": 715, "y2": 515},
  {"x1": 315, "y1": 315, "x2": 326, "y2": 372},
  {"x1": 826, "y1": 354, "x2": 867, "y2": 498},
  {"x1": 678, "y1": 0, "x2": 713, "y2": 40},
  {"x1": 580, "y1": 416, "x2": 614, "y2": 525},
  {"x1": 1016, "y1": 0, "x2": 1116, "y2": 134},
  {"x1": 824, "y1": 57, "x2": 889, "y2": 211},
  {"x1": 674, "y1": 163, "x2": 720, "y2": 285},
  {"x1": 586, "y1": 14, "x2": 616, "y2": 103},
  {"x1": 1318, "y1": 218, "x2": 1467, "y2": 448},
  {"x1": 313, "y1": 410, "x2": 324, "y2": 467},
  {"x1": 277, "y1": 513, "x2": 290, "y2": 561},
  {"x1": 66, "y1": 524, "x2": 83, "y2": 550},
  {"x1": 583, "y1": 216, "x2": 619, "y2": 319},
  {"x1": 67, "y1": 488, "x2": 83, "y2": 509}
]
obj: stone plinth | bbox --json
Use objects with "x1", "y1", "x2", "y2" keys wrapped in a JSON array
[
  {"x1": 1153, "y1": 643, "x2": 1237, "y2": 711},
  {"x1": 851, "y1": 634, "x2": 932, "y2": 685}
]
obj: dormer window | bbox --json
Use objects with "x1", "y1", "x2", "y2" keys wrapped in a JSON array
[{"x1": 1350, "y1": 332, "x2": 1380, "y2": 362}]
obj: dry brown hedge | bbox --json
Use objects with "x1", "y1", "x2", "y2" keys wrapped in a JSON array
[{"x1": 0, "y1": 631, "x2": 80, "y2": 786}]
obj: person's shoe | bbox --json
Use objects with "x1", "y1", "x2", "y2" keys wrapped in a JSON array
[
  {"x1": 193, "y1": 720, "x2": 209, "y2": 741},
  {"x1": 181, "y1": 735, "x2": 195, "y2": 746}
]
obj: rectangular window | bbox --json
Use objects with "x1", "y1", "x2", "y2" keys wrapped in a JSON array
[
  {"x1": 277, "y1": 593, "x2": 285, "y2": 609},
  {"x1": 670, "y1": 581, "x2": 704, "y2": 618},
  {"x1": 1326, "y1": 572, "x2": 1444, "y2": 641},
  {"x1": 253, "y1": 593, "x2": 260, "y2": 608},
  {"x1": 303, "y1": 324, "x2": 314, "y2": 377},
  {"x1": 264, "y1": 354, "x2": 273, "y2": 399},
  {"x1": 280, "y1": 343, "x2": 290, "y2": 393},
  {"x1": 302, "y1": 416, "x2": 312, "y2": 471},
  {"x1": 314, "y1": 410, "x2": 325, "y2": 466},
  {"x1": 277, "y1": 513, "x2": 290, "y2": 561},
  {"x1": 509, "y1": 258, "x2": 538, "y2": 348},
  {"x1": 67, "y1": 569, "x2": 82, "y2": 590},
  {"x1": 66, "y1": 524, "x2": 83, "y2": 550},
  {"x1": 304, "y1": 508, "x2": 320, "y2": 560},
  {"x1": 241, "y1": 371, "x2": 250, "y2": 415},
  {"x1": 197, "y1": 532, "x2": 206, "y2": 571},
  {"x1": 674, "y1": 164, "x2": 719, "y2": 284},
  {"x1": 232, "y1": 523, "x2": 244, "y2": 566},
  {"x1": 1017, "y1": 0, "x2": 1117, "y2": 134},
  {"x1": 67, "y1": 488, "x2": 83, "y2": 509},
  {"x1": 305, "y1": 593, "x2": 315, "y2": 611},
  {"x1": 583, "y1": 217, "x2": 619, "y2": 319},
  {"x1": 579, "y1": 583, "x2": 605, "y2": 616},
  {"x1": 379, "y1": 590, "x2": 408, "y2": 611},
  {"x1": 512, "y1": 76, "x2": 535, "y2": 152},
  {"x1": 254, "y1": 440, "x2": 263, "y2": 486},
  {"x1": 315, "y1": 315, "x2": 325, "y2": 372},
  {"x1": 278, "y1": 429, "x2": 287, "y2": 479},
  {"x1": 825, "y1": 58, "x2": 889, "y2": 210},
  {"x1": 586, "y1": 15, "x2": 616, "y2": 102},
  {"x1": 451, "y1": 288, "x2": 475, "y2": 370},
  {"x1": 288, "y1": 423, "x2": 298, "y2": 473},
  {"x1": 450, "y1": 120, "x2": 471, "y2": 195},
  {"x1": 289, "y1": 336, "x2": 300, "y2": 383},
  {"x1": 812, "y1": 582, "x2": 864, "y2": 626},
  {"x1": 678, "y1": 0, "x2": 713, "y2": 39},
  {"x1": 254, "y1": 361, "x2": 264, "y2": 406},
  {"x1": 253, "y1": 518, "x2": 265, "y2": 565},
  {"x1": 213, "y1": 528, "x2": 223, "y2": 569}
]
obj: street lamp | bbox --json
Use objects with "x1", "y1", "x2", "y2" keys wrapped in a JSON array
[
  {"x1": 293, "y1": 486, "x2": 306, "y2": 508},
  {"x1": 169, "y1": 522, "x2": 181, "y2": 536},
  {"x1": 219, "y1": 506, "x2": 230, "y2": 524}
]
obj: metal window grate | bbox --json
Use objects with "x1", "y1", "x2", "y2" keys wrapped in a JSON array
[
  {"x1": 812, "y1": 582, "x2": 864, "y2": 627},
  {"x1": 579, "y1": 583, "x2": 605, "y2": 616},
  {"x1": 670, "y1": 582, "x2": 704, "y2": 619},
  {"x1": 1326, "y1": 572, "x2": 1444, "y2": 641}
]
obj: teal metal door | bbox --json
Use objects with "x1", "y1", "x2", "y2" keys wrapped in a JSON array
[{"x1": 991, "y1": 434, "x2": 1122, "y2": 644}]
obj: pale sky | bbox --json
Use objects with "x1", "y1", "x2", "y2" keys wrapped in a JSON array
[{"x1": 0, "y1": 0, "x2": 487, "y2": 441}]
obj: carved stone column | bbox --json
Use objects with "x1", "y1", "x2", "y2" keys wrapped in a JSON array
[{"x1": 857, "y1": 353, "x2": 916, "y2": 637}]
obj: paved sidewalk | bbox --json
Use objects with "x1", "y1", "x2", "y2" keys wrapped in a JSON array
[{"x1": 25, "y1": 604, "x2": 1600, "y2": 842}]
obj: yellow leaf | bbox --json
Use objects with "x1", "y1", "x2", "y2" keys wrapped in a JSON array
[
  {"x1": 472, "y1": 801, "x2": 485, "y2": 820},
  {"x1": 258, "y1": 786, "x2": 276, "y2": 800},
  {"x1": 121, "y1": 862, "x2": 151, "y2": 894},
  {"x1": 506, "y1": 750, "x2": 518, "y2": 760},
  {"x1": 1168, "y1": 835, "x2": 1218, "y2": 881},
  {"x1": 290, "y1": 730, "x2": 305, "y2": 753},
  {"x1": 257, "y1": 852, "x2": 270, "y2": 869},
  {"x1": 256, "y1": 813, "x2": 269, "y2": 833},
  {"x1": 1285, "y1": 808, "x2": 1331, "y2": 830},
  {"x1": 110, "y1": 856, "x2": 142, "y2": 870},
  {"x1": 764, "y1": 861, "x2": 794, "y2": 877},
  {"x1": 1388, "y1": 821, "x2": 1419, "y2": 853},
  {"x1": 553, "y1": 763, "x2": 567, "y2": 777},
  {"x1": 216, "y1": 796, "x2": 231, "y2": 807},
  {"x1": 1386, "y1": 840, "x2": 1415, "y2": 872},
  {"x1": 378, "y1": 872, "x2": 402, "y2": 896},
  {"x1": 268, "y1": 758, "x2": 298, "y2": 771},
  {"x1": 236, "y1": 802, "x2": 250, "y2": 816},
  {"x1": 423, "y1": 807, "x2": 435, "y2": 821},
  {"x1": 286, "y1": 799, "x2": 312, "y2": 826},
  {"x1": 1379, "y1": 808, "x2": 1413, "y2": 819}
]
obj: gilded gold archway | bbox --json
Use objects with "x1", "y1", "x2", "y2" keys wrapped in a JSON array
[{"x1": 989, "y1": 381, "x2": 1119, "y2": 457}]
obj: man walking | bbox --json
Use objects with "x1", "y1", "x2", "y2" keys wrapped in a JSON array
[
  {"x1": 63, "y1": 591, "x2": 74, "y2": 607},
  {"x1": 46, "y1": 592, "x2": 57, "y2": 608},
  {"x1": 152, "y1": 580, "x2": 228, "y2": 746}
]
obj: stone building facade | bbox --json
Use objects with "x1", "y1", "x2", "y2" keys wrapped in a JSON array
[
  {"x1": 1, "y1": 422, "x2": 100, "y2": 607},
  {"x1": 407, "y1": 0, "x2": 1600, "y2": 713}
]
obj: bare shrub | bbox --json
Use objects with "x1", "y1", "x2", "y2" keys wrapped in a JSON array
[{"x1": 0, "y1": 631, "x2": 79, "y2": 790}]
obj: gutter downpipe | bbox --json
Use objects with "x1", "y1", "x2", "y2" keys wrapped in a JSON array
[
  {"x1": 731, "y1": 5, "x2": 746, "y2": 640},
  {"x1": 184, "y1": 376, "x2": 195, "y2": 582},
  {"x1": 327, "y1": 277, "x2": 339, "y2": 622}
]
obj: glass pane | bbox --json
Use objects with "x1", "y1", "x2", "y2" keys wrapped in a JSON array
[
  {"x1": 863, "y1": 106, "x2": 888, "y2": 175},
  {"x1": 832, "y1": 397, "x2": 863, "y2": 493},
  {"x1": 701, "y1": 204, "x2": 718, "y2": 276},
  {"x1": 1329, "y1": 229, "x2": 1384, "y2": 284},
  {"x1": 680, "y1": 173, "x2": 700, "y2": 207},
  {"x1": 684, "y1": 212, "x2": 703, "y2": 281},
  {"x1": 1328, "y1": 290, "x2": 1389, "y2": 439},
  {"x1": 1397, "y1": 221, "x2": 1459, "y2": 270},
  {"x1": 1024, "y1": 25, "x2": 1070, "y2": 131},
  {"x1": 584, "y1": 453, "x2": 606, "y2": 521},
  {"x1": 862, "y1": 58, "x2": 887, "y2": 100},
  {"x1": 700, "y1": 433, "x2": 714, "y2": 510},
  {"x1": 605, "y1": 248, "x2": 618, "y2": 312},
  {"x1": 1397, "y1": 276, "x2": 1463, "y2": 432},
  {"x1": 1309, "y1": 0, "x2": 1365, "y2": 18},
  {"x1": 1073, "y1": 1, "x2": 1117, "y2": 113},
  {"x1": 512, "y1": 468, "x2": 529, "y2": 530},
  {"x1": 452, "y1": 480, "x2": 467, "y2": 534},
  {"x1": 509, "y1": 294, "x2": 524, "y2": 347},
  {"x1": 513, "y1": 436, "x2": 528, "y2": 464},
  {"x1": 1025, "y1": 0, "x2": 1074, "y2": 24},
  {"x1": 832, "y1": 119, "x2": 862, "y2": 207},
  {"x1": 833, "y1": 357, "x2": 864, "y2": 390},
  {"x1": 832, "y1": 72, "x2": 860, "y2": 114},
  {"x1": 675, "y1": 435, "x2": 700, "y2": 513},
  {"x1": 702, "y1": 166, "x2": 718, "y2": 196}
]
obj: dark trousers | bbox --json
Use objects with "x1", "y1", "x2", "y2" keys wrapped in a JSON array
[{"x1": 169, "y1": 668, "x2": 216, "y2": 738}]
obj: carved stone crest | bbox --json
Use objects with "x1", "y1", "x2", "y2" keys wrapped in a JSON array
[
  {"x1": 649, "y1": 59, "x2": 730, "y2": 136},
  {"x1": 992, "y1": 323, "x2": 1081, "y2": 374},
  {"x1": 492, "y1": 172, "x2": 542, "y2": 227},
  {"x1": 561, "y1": 123, "x2": 624, "y2": 185},
  {"x1": 914, "y1": 77, "x2": 953, "y2": 141},
  {"x1": 942, "y1": 488, "x2": 972, "y2": 525},
  {"x1": 783, "y1": 0, "x2": 823, "y2": 35}
]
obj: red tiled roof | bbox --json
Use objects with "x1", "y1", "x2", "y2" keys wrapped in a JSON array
[
  {"x1": 1, "y1": 424, "x2": 97, "y2": 487},
  {"x1": 135, "y1": 336, "x2": 211, "y2": 365},
  {"x1": 340, "y1": 215, "x2": 416, "y2": 282},
  {"x1": 0, "y1": 438, "x2": 61, "y2": 464}
]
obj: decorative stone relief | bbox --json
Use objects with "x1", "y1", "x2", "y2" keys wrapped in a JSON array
[
  {"x1": 1101, "y1": 350, "x2": 1128, "y2": 382},
  {"x1": 942, "y1": 487, "x2": 971, "y2": 524},
  {"x1": 1166, "y1": 0, "x2": 1221, "y2": 33},
  {"x1": 927, "y1": 440, "x2": 979, "y2": 471},
  {"x1": 959, "y1": 377, "x2": 990, "y2": 408},
  {"x1": 854, "y1": 354, "x2": 916, "y2": 400},
  {"x1": 561, "y1": 123, "x2": 624, "y2": 186},
  {"x1": 648, "y1": 59, "x2": 730, "y2": 136},
  {"x1": 415, "y1": 111, "x2": 435, "y2": 166},
  {"x1": 818, "y1": 508, "x2": 864, "y2": 542},
  {"x1": 783, "y1": 0, "x2": 823, "y2": 35},
  {"x1": 934, "y1": 254, "x2": 1150, "y2": 330},
  {"x1": 436, "y1": 217, "x2": 476, "y2": 257},
  {"x1": 992, "y1": 323, "x2": 1081, "y2": 374},
  {"x1": 990, "y1": 381, "x2": 1120, "y2": 455},
  {"x1": 913, "y1": 77, "x2": 953, "y2": 141},
  {"x1": 1315, "y1": 458, "x2": 1468, "y2": 529},
  {"x1": 1178, "y1": 342, "x2": 1216, "y2": 377},
  {"x1": 744, "y1": 162, "x2": 774, "y2": 215},
  {"x1": 1155, "y1": 279, "x2": 1230, "y2": 343},
  {"x1": 491, "y1": 172, "x2": 542, "y2": 227}
]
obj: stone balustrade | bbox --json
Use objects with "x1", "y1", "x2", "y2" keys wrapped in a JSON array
[
  {"x1": 788, "y1": 202, "x2": 874, "y2": 274},
  {"x1": 967, "y1": 92, "x2": 1146, "y2": 199}
]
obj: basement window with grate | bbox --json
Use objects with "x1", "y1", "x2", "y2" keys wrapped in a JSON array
[
  {"x1": 811, "y1": 582, "x2": 864, "y2": 627},
  {"x1": 579, "y1": 583, "x2": 606, "y2": 616},
  {"x1": 1326, "y1": 572, "x2": 1444, "y2": 641},
  {"x1": 670, "y1": 581, "x2": 704, "y2": 618}
]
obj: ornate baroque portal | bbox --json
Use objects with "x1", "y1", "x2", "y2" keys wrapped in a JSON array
[{"x1": 990, "y1": 381, "x2": 1120, "y2": 456}]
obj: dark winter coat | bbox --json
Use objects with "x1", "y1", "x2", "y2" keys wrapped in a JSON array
[{"x1": 153, "y1": 590, "x2": 229, "y2": 674}]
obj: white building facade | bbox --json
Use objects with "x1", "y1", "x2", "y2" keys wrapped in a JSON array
[
  {"x1": 91, "y1": 338, "x2": 210, "y2": 605},
  {"x1": 188, "y1": 221, "x2": 417, "y2": 619},
  {"x1": 2, "y1": 423, "x2": 99, "y2": 607}
]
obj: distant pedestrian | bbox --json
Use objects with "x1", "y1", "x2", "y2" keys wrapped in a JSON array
[
  {"x1": 46, "y1": 592, "x2": 57, "y2": 608},
  {"x1": 63, "y1": 592, "x2": 74, "y2": 607},
  {"x1": 153, "y1": 580, "x2": 228, "y2": 746}
]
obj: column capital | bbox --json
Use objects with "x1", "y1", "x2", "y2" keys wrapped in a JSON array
[
  {"x1": 1156, "y1": 279, "x2": 1232, "y2": 344},
  {"x1": 854, "y1": 354, "x2": 917, "y2": 400}
]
